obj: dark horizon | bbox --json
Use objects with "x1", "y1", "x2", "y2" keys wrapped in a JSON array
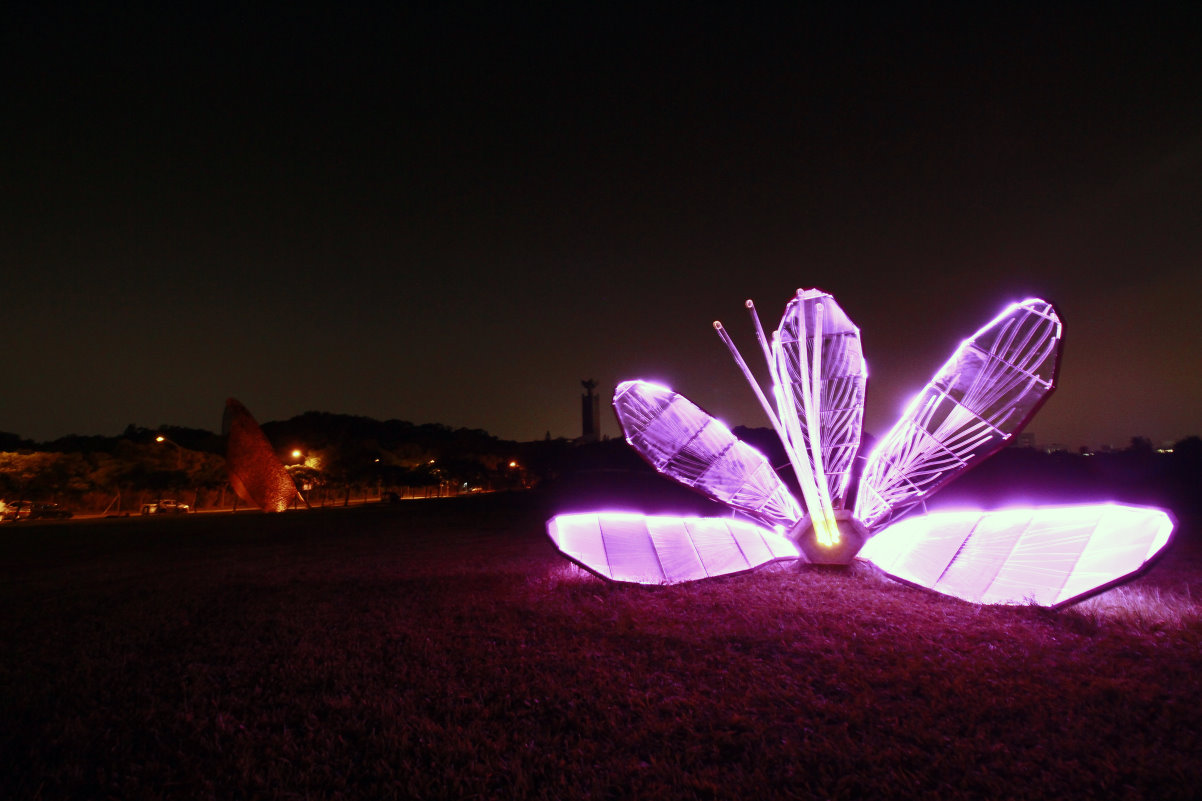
[
  {"x1": 4, "y1": 4, "x2": 1201, "y2": 448},
  {"x1": 5, "y1": 405, "x2": 1198, "y2": 455}
]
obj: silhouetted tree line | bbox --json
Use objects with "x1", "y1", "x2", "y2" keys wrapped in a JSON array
[
  {"x1": 3, "y1": 414, "x2": 1199, "y2": 530},
  {"x1": 933, "y1": 436, "x2": 1202, "y2": 527},
  {"x1": 0, "y1": 413, "x2": 580, "y2": 513},
  {"x1": 0, "y1": 431, "x2": 227, "y2": 514}
]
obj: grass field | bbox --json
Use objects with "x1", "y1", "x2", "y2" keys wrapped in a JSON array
[{"x1": 2, "y1": 492, "x2": 1201, "y2": 800}]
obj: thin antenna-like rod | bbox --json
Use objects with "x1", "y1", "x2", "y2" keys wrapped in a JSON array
[
  {"x1": 806, "y1": 303, "x2": 837, "y2": 538},
  {"x1": 713, "y1": 321, "x2": 786, "y2": 440},
  {"x1": 745, "y1": 300, "x2": 775, "y2": 370}
]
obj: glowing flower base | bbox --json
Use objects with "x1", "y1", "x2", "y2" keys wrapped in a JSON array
[
  {"x1": 545, "y1": 290, "x2": 1175, "y2": 607},
  {"x1": 223, "y1": 398, "x2": 301, "y2": 513},
  {"x1": 791, "y1": 510, "x2": 868, "y2": 566}
]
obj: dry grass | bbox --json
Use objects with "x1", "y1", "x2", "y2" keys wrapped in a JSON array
[
  {"x1": 2, "y1": 493, "x2": 1201, "y2": 800},
  {"x1": 1066, "y1": 584, "x2": 1202, "y2": 633}
]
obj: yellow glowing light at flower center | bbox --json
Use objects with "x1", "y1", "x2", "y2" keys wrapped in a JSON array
[{"x1": 815, "y1": 513, "x2": 840, "y2": 548}]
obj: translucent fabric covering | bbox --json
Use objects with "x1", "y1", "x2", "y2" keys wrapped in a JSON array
[
  {"x1": 854, "y1": 299, "x2": 1062, "y2": 531},
  {"x1": 547, "y1": 512, "x2": 801, "y2": 584},
  {"x1": 614, "y1": 380, "x2": 803, "y2": 530},
  {"x1": 549, "y1": 293, "x2": 1175, "y2": 608},
  {"x1": 775, "y1": 289, "x2": 867, "y2": 508},
  {"x1": 223, "y1": 398, "x2": 301, "y2": 513},
  {"x1": 859, "y1": 504, "x2": 1173, "y2": 607}
]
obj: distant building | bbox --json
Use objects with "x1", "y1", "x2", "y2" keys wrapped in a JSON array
[
  {"x1": 581, "y1": 379, "x2": 601, "y2": 442},
  {"x1": 1010, "y1": 432, "x2": 1036, "y2": 449}
]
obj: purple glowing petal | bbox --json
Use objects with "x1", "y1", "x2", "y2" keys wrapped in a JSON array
[
  {"x1": 613, "y1": 380, "x2": 803, "y2": 530},
  {"x1": 223, "y1": 398, "x2": 301, "y2": 513},
  {"x1": 775, "y1": 289, "x2": 867, "y2": 509},
  {"x1": 546, "y1": 512, "x2": 800, "y2": 584},
  {"x1": 857, "y1": 503, "x2": 1174, "y2": 607},
  {"x1": 854, "y1": 298, "x2": 1063, "y2": 532}
]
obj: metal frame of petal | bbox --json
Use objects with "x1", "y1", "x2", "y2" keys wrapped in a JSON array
[
  {"x1": 853, "y1": 299, "x2": 1064, "y2": 532},
  {"x1": 544, "y1": 291, "x2": 1176, "y2": 609},
  {"x1": 612, "y1": 380, "x2": 803, "y2": 531}
]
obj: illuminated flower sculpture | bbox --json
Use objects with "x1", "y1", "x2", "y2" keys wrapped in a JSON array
[
  {"x1": 546, "y1": 290, "x2": 1174, "y2": 607},
  {"x1": 223, "y1": 398, "x2": 302, "y2": 512}
]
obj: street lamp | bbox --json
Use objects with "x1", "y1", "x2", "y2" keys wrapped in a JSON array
[{"x1": 155, "y1": 434, "x2": 184, "y2": 469}]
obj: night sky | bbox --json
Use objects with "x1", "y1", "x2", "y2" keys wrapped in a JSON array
[{"x1": 4, "y1": 4, "x2": 1201, "y2": 449}]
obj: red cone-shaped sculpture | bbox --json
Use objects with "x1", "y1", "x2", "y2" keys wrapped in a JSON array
[{"x1": 223, "y1": 398, "x2": 300, "y2": 512}]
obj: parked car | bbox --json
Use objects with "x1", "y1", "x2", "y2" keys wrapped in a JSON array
[
  {"x1": 1, "y1": 501, "x2": 31, "y2": 521},
  {"x1": 140, "y1": 499, "x2": 190, "y2": 515},
  {"x1": 28, "y1": 502, "x2": 73, "y2": 519},
  {"x1": 1, "y1": 501, "x2": 73, "y2": 521}
]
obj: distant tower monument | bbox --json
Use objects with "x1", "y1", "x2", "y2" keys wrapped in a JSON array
[{"x1": 581, "y1": 379, "x2": 601, "y2": 442}]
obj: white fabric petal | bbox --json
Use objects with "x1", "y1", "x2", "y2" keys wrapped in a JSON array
[
  {"x1": 547, "y1": 512, "x2": 800, "y2": 584},
  {"x1": 614, "y1": 380, "x2": 803, "y2": 529},
  {"x1": 858, "y1": 504, "x2": 1174, "y2": 607}
]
